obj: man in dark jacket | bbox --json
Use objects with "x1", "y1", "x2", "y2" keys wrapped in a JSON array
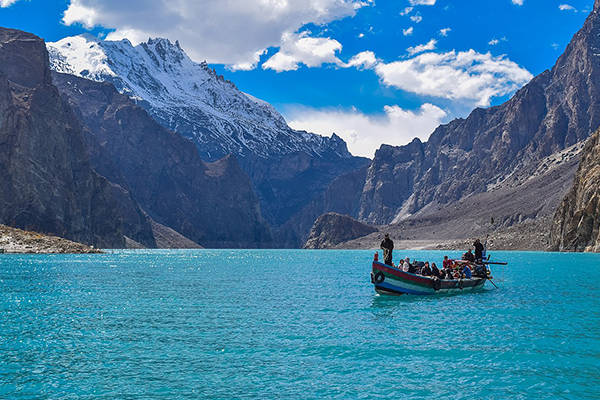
[
  {"x1": 473, "y1": 238, "x2": 484, "y2": 261},
  {"x1": 380, "y1": 234, "x2": 394, "y2": 266}
]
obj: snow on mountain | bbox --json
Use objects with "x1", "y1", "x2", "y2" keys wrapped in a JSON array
[{"x1": 47, "y1": 34, "x2": 350, "y2": 161}]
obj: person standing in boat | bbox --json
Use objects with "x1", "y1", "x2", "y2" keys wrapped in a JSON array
[
  {"x1": 473, "y1": 238, "x2": 484, "y2": 262},
  {"x1": 380, "y1": 234, "x2": 394, "y2": 266}
]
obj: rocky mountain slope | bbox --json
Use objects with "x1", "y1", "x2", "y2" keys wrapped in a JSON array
[
  {"x1": 53, "y1": 72, "x2": 273, "y2": 248},
  {"x1": 0, "y1": 28, "x2": 124, "y2": 248},
  {"x1": 551, "y1": 128, "x2": 600, "y2": 252},
  {"x1": 359, "y1": 2, "x2": 600, "y2": 225},
  {"x1": 297, "y1": 1, "x2": 600, "y2": 249},
  {"x1": 303, "y1": 212, "x2": 377, "y2": 249},
  {"x1": 47, "y1": 35, "x2": 368, "y2": 229}
]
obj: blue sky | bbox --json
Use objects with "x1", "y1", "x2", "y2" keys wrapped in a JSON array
[{"x1": 0, "y1": 0, "x2": 594, "y2": 157}]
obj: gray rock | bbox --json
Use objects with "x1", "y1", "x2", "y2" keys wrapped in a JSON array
[
  {"x1": 53, "y1": 72, "x2": 273, "y2": 248},
  {"x1": 303, "y1": 212, "x2": 377, "y2": 249},
  {"x1": 0, "y1": 27, "x2": 124, "y2": 248}
]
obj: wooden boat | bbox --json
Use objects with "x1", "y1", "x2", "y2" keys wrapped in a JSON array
[{"x1": 370, "y1": 259, "x2": 488, "y2": 296}]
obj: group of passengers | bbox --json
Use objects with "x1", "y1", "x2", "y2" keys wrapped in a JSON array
[
  {"x1": 380, "y1": 234, "x2": 487, "y2": 280},
  {"x1": 395, "y1": 255, "x2": 472, "y2": 280}
]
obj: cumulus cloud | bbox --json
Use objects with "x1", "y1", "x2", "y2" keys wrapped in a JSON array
[
  {"x1": 287, "y1": 103, "x2": 448, "y2": 157},
  {"x1": 439, "y1": 28, "x2": 451, "y2": 36},
  {"x1": 262, "y1": 32, "x2": 342, "y2": 72},
  {"x1": 409, "y1": 0, "x2": 436, "y2": 5},
  {"x1": 0, "y1": 0, "x2": 20, "y2": 7},
  {"x1": 403, "y1": 27, "x2": 414, "y2": 36},
  {"x1": 400, "y1": 6, "x2": 414, "y2": 15},
  {"x1": 61, "y1": 0, "x2": 368, "y2": 68},
  {"x1": 511, "y1": 0, "x2": 524, "y2": 5},
  {"x1": 559, "y1": 4, "x2": 576, "y2": 11},
  {"x1": 410, "y1": 14, "x2": 423, "y2": 23},
  {"x1": 375, "y1": 49, "x2": 533, "y2": 106},
  {"x1": 344, "y1": 51, "x2": 378, "y2": 69},
  {"x1": 407, "y1": 39, "x2": 437, "y2": 55}
]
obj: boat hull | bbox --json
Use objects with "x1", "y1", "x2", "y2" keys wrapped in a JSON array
[{"x1": 371, "y1": 261, "x2": 486, "y2": 296}]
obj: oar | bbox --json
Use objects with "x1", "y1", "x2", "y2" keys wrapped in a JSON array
[
  {"x1": 483, "y1": 261, "x2": 507, "y2": 265},
  {"x1": 486, "y1": 276, "x2": 499, "y2": 289}
]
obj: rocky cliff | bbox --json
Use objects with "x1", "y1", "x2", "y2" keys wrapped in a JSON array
[
  {"x1": 53, "y1": 72, "x2": 273, "y2": 248},
  {"x1": 0, "y1": 28, "x2": 124, "y2": 247},
  {"x1": 303, "y1": 212, "x2": 377, "y2": 249},
  {"x1": 48, "y1": 35, "x2": 369, "y2": 230},
  {"x1": 551, "y1": 129, "x2": 600, "y2": 252},
  {"x1": 357, "y1": 2, "x2": 600, "y2": 226}
]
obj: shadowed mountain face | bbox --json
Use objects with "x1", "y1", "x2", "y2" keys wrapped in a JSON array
[
  {"x1": 48, "y1": 36, "x2": 369, "y2": 230},
  {"x1": 360, "y1": 3, "x2": 600, "y2": 225},
  {"x1": 551, "y1": 128, "x2": 600, "y2": 252},
  {"x1": 53, "y1": 72, "x2": 273, "y2": 248},
  {"x1": 0, "y1": 28, "x2": 124, "y2": 247}
]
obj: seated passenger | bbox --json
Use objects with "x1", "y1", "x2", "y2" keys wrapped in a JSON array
[
  {"x1": 421, "y1": 262, "x2": 432, "y2": 276},
  {"x1": 408, "y1": 261, "x2": 417, "y2": 274},
  {"x1": 402, "y1": 257, "x2": 410, "y2": 272},
  {"x1": 462, "y1": 264, "x2": 472, "y2": 279},
  {"x1": 442, "y1": 255, "x2": 452, "y2": 269},
  {"x1": 462, "y1": 249, "x2": 475, "y2": 262},
  {"x1": 430, "y1": 263, "x2": 440, "y2": 278},
  {"x1": 453, "y1": 268, "x2": 461, "y2": 279},
  {"x1": 443, "y1": 264, "x2": 453, "y2": 279}
]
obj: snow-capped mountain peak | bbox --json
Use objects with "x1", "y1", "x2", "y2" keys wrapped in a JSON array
[{"x1": 48, "y1": 34, "x2": 348, "y2": 161}]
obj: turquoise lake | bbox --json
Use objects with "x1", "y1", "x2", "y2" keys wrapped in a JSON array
[{"x1": 1, "y1": 249, "x2": 599, "y2": 399}]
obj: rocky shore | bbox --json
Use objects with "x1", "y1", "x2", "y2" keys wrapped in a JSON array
[{"x1": 0, "y1": 224, "x2": 102, "y2": 254}]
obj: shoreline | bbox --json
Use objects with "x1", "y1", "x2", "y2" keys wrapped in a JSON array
[{"x1": 0, "y1": 224, "x2": 102, "y2": 254}]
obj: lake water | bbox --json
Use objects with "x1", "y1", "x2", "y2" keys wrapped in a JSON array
[{"x1": 1, "y1": 249, "x2": 599, "y2": 399}]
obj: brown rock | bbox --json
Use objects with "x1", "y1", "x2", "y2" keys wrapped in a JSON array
[{"x1": 551, "y1": 129, "x2": 600, "y2": 252}]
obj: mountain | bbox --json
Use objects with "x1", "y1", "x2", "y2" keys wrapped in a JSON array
[
  {"x1": 0, "y1": 27, "x2": 124, "y2": 248},
  {"x1": 53, "y1": 72, "x2": 273, "y2": 248},
  {"x1": 551, "y1": 128, "x2": 600, "y2": 252},
  {"x1": 47, "y1": 35, "x2": 368, "y2": 230},
  {"x1": 291, "y1": 0, "x2": 600, "y2": 249},
  {"x1": 359, "y1": 0, "x2": 600, "y2": 225}
]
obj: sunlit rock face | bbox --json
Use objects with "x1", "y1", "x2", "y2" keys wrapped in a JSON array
[{"x1": 551, "y1": 129, "x2": 600, "y2": 252}]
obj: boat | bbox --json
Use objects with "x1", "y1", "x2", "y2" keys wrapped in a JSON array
[{"x1": 370, "y1": 256, "x2": 490, "y2": 296}]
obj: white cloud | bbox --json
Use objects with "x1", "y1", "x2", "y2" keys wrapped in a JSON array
[
  {"x1": 411, "y1": 15, "x2": 423, "y2": 23},
  {"x1": 61, "y1": 0, "x2": 368, "y2": 68},
  {"x1": 407, "y1": 39, "x2": 437, "y2": 55},
  {"x1": 287, "y1": 103, "x2": 448, "y2": 157},
  {"x1": 559, "y1": 4, "x2": 577, "y2": 11},
  {"x1": 511, "y1": 0, "x2": 524, "y2": 5},
  {"x1": 400, "y1": 6, "x2": 414, "y2": 15},
  {"x1": 262, "y1": 32, "x2": 342, "y2": 72},
  {"x1": 439, "y1": 28, "x2": 451, "y2": 36},
  {"x1": 0, "y1": 0, "x2": 20, "y2": 7},
  {"x1": 409, "y1": 0, "x2": 436, "y2": 5},
  {"x1": 375, "y1": 49, "x2": 533, "y2": 107},
  {"x1": 489, "y1": 37, "x2": 507, "y2": 45},
  {"x1": 344, "y1": 51, "x2": 377, "y2": 69},
  {"x1": 358, "y1": 33, "x2": 365, "y2": 38},
  {"x1": 403, "y1": 27, "x2": 414, "y2": 36}
]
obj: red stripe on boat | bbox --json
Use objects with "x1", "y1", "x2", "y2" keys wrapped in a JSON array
[{"x1": 372, "y1": 262, "x2": 432, "y2": 285}]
